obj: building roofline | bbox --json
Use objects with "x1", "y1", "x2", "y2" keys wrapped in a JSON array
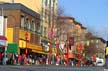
[
  {"x1": 90, "y1": 36, "x2": 106, "y2": 43},
  {"x1": 81, "y1": 26, "x2": 87, "y2": 29},
  {"x1": 74, "y1": 20, "x2": 82, "y2": 26},
  {"x1": 58, "y1": 16, "x2": 74, "y2": 20},
  {"x1": 0, "y1": 3, "x2": 40, "y2": 19}
]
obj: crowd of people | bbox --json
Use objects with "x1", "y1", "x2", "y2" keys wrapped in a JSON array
[
  {"x1": 0, "y1": 52, "x2": 104, "y2": 66},
  {"x1": 0, "y1": 52, "x2": 47, "y2": 65}
]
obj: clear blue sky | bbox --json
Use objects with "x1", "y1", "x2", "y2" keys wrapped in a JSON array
[{"x1": 58, "y1": 0, "x2": 108, "y2": 40}]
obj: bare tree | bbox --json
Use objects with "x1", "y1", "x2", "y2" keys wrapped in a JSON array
[
  {"x1": 84, "y1": 42, "x2": 98, "y2": 57},
  {"x1": 84, "y1": 32, "x2": 99, "y2": 57},
  {"x1": 57, "y1": 6, "x2": 65, "y2": 16}
]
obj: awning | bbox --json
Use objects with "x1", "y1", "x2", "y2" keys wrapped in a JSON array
[
  {"x1": 0, "y1": 36, "x2": 7, "y2": 46},
  {"x1": 41, "y1": 38, "x2": 49, "y2": 44},
  {"x1": 32, "y1": 49, "x2": 49, "y2": 54},
  {"x1": 28, "y1": 43, "x2": 42, "y2": 51},
  {"x1": 6, "y1": 43, "x2": 18, "y2": 53},
  {"x1": 0, "y1": 36, "x2": 7, "y2": 40}
]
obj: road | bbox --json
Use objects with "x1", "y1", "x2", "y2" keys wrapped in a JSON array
[{"x1": 0, "y1": 65, "x2": 106, "y2": 71}]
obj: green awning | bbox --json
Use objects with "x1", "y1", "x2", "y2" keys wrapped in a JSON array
[
  {"x1": 6, "y1": 43, "x2": 18, "y2": 53},
  {"x1": 41, "y1": 37, "x2": 49, "y2": 45}
]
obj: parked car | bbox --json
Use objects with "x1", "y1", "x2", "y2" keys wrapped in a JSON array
[{"x1": 96, "y1": 58, "x2": 105, "y2": 66}]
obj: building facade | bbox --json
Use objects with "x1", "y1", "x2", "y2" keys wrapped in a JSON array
[
  {"x1": 57, "y1": 16, "x2": 87, "y2": 65},
  {"x1": 0, "y1": 0, "x2": 58, "y2": 54},
  {"x1": 0, "y1": 3, "x2": 47, "y2": 54}
]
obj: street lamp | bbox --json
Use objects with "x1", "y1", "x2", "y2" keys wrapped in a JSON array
[
  {"x1": 77, "y1": 44, "x2": 83, "y2": 66},
  {"x1": 25, "y1": 32, "x2": 28, "y2": 56}
]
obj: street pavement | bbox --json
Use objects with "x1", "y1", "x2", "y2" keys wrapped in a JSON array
[{"x1": 0, "y1": 65, "x2": 106, "y2": 71}]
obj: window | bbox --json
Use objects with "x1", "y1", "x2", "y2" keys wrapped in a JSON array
[
  {"x1": 33, "y1": 23, "x2": 36, "y2": 32},
  {"x1": 10, "y1": 0, "x2": 14, "y2": 3},
  {"x1": 91, "y1": 40, "x2": 94, "y2": 43},
  {"x1": 24, "y1": 18, "x2": 27, "y2": 29},
  {"x1": 41, "y1": 26, "x2": 43, "y2": 36},
  {"x1": 53, "y1": 0, "x2": 55, "y2": 8},
  {"x1": 49, "y1": 0, "x2": 51, "y2": 7},
  {"x1": 45, "y1": 0, "x2": 48, "y2": 6},
  {"x1": 31, "y1": 20, "x2": 35, "y2": 32},
  {"x1": 25, "y1": 18, "x2": 30, "y2": 30},
  {"x1": 44, "y1": 27, "x2": 46, "y2": 37},
  {"x1": 36, "y1": 23, "x2": 40, "y2": 33},
  {"x1": 35, "y1": 23, "x2": 38, "y2": 32},
  {"x1": 26, "y1": 19, "x2": 31, "y2": 30},
  {"x1": 21, "y1": 16, "x2": 24, "y2": 28}
]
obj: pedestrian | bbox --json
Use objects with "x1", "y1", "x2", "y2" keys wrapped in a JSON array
[
  {"x1": 42, "y1": 55, "x2": 46, "y2": 64},
  {"x1": 18, "y1": 54, "x2": 22, "y2": 65},
  {"x1": 68, "y1": 49, "x2": 74, "y2": 66},
  {"x1": 34, "y1": 55, "x2": 37, "y2": 64},
  {"x1": 56, "y1": 54, "x2": 60, "y2": 65},
  {"x1": 2, "y1": 53, "x2": 7, "y2": 65},
  {"x1": 0, "y1": 52, "x2": 3, "y2": 64}
]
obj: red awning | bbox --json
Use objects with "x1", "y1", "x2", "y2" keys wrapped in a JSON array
[{"x1": 0, "y1": 36, "x2": 7, "y2": 40}]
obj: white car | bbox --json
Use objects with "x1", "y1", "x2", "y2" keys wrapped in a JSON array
[{"x1": 96, "y1": 58, "x2": 105, "y2": 66}]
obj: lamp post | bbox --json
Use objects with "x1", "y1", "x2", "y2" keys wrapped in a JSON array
[
  {"x1": 25, "y1": 32, "x2": 28, "y2": 56},
  {"x1": 77, "y1": 44, "x2": 83, "y2": 66}
]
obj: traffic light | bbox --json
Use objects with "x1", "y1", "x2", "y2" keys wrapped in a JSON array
[
  {"x1": 105, "y1": 41, "x2": 108, "y2": 57},
  {"x1": 105, "y1": 47, "x2": 108, "y2": 56}
]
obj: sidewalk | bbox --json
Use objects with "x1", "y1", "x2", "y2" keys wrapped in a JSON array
[{"x1": 104, "y1": 69, "x2": 108, "y2": 71}]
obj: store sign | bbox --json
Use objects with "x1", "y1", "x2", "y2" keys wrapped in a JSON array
[{"x1": 0, "y1": 16, "x2": 4, "y2": 35}]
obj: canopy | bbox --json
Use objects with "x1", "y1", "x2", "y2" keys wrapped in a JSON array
[
  {"x1": 0, "y1": 36, "x2": 7, "y2": 46},
  {"x1": 0, "y1": 36, "x2": 7, "y2": 40}
]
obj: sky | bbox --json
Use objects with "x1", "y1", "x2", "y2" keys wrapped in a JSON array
[{"x1": 58, "y1": 0, "x2": 108, "y2": 40}]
